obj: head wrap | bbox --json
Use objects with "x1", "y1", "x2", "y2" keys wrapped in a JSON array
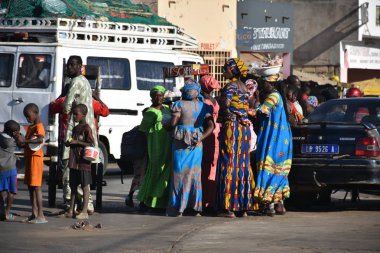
[
  {"x1": 224, "y1": 58, "x2": 249, "y2": 79},
  {"x1": 182, "y1": 79, "x2": 201, "y2": 100},
  {"x1": 200, "y1": 75, "x2": 220, "y2": 93},
  {"x1": 307, "y1": 96, "x2": 319, "y2": 107},
  {"x1": 150, "y1": 85, "x2": 166, "y2": 97},
  {"x1": 261, "y1": 74, "x2": 282, "y2": 82}
]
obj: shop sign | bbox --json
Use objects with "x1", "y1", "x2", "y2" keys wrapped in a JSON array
[
  {"x1": 346, "y1": 45, "x2": 380, "y2": 69},
  {"x1": 237, "y1": 1, "x2": 293, "y2": 52}
]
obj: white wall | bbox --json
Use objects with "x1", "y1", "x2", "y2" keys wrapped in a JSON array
[
  {"x1": 158, "y1": 0, "x2": 237, "y2": 55},
  {"x1": 359, "y1": 0, "x2": 380, "y2": 40}
]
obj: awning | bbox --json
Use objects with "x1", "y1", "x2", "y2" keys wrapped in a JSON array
[{"x1": 356, "y1": 78, "x2": 380, "y2": 96}]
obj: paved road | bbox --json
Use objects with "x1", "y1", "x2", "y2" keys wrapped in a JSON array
[{"x1": 2, "y1": 164, "x2": 380, "y2": 253}]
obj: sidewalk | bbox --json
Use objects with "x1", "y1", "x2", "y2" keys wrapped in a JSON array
[{"x1": 2, "y1": 165, "x2": 380, "y2": 253}]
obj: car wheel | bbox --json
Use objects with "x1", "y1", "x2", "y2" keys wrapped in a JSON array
[{"x1": 98, "y1": 141, "x2": 108, "y2": 176}]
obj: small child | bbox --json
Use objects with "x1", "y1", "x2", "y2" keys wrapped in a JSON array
[
  {"x1": 65, "y1": 104, "x2": 95, "y2": 220},
  {"x1": 21, "y1": 103, "x2": 47, "y2": 224},
  {"x1": 0, "y1": 120, "x2": 21, "y2": 221}
]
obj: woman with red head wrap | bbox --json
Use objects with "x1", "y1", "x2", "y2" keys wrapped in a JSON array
[{"x1": 199, "y1": 75, "x2": 220, "y2": 213}]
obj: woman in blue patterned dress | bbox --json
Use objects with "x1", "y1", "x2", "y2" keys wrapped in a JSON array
[
  {"x1": 218, "y1": 58, "x2": 255, "y2": 218},
  {"x1": 254, "y1": 75, "x2": 293, "y2": 216},
  {"x1": 167, "y1": 79, "x2": 214, "y2": 217}
]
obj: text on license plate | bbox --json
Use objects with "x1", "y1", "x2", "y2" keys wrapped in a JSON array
[{"x1": 301, "y1": 144, "x2": 339, "y2": 154}]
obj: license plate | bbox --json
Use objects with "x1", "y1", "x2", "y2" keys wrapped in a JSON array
[{"x1": 301, "y1": 144, "x2": 339, "y2": 154}]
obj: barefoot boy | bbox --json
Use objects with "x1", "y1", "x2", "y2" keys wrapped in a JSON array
[
  {"x1": 65, "y1": 104, "x2": 95, "y2": 220},
  {"x1": 0, "y1": 120, "x2": 21, "y2": 221},
  {"x1": 21, "y1": 103, "x2": 47, "y2": 224}
]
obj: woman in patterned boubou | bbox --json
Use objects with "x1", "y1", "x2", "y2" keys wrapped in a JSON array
[
  {"x1": 217, "y1": 58, "x2": 256, "y2": 218},
  {"x1": 253, "y1": 75, "x2": 293, "y2": 216},
  {"x1": 167, "y1": 79, "x2": 214, "y2": 217}
]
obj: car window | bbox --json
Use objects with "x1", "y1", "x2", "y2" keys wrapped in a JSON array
[
  {"x1": 87, "y1": 57, "x2": 131, "y2": 90},
  {"x1": 0, "y1": 54, "x2": 14, "y2": 88},
  {"x1": 308, "y1": 99, "x2": 380, "y2": 124},
  {"x1": 136, "y1": 60, "x2": 174, "y2": 90},
  {"x1": 17, "y1": 54, "x2": 51, "y2": 88}
]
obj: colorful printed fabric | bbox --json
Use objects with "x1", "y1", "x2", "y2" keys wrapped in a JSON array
[
  {"x1": 200, "y1": 75, "x2": 220, "y2": 93},
  {"x1": 137, "y1": 105, "x2": 171, "y2": 208},
  {"x1": 254, "y1": 91, "x2": 293, "y2": 204},
  {"x1": 224, "y1": 58, "x2": 249, "y2": 80},
  {"x1": 307, "y1": 95, "x2": 319, "y2": 107},
  {"x1": 182, "y1": 79, "x2": 201, "y2": 100},
  {"x1": 261, "y1": 74, "x2": 282, "y2": 82},
  {"x1": 223, "y1": 82, "x2": 253, "y2": 126},
  {"x1": 169, "y1": 100, "x2": 211, "y2": 213},
  {"x1": 218, "y1": 120, "x2": 254, "y2": 211}
]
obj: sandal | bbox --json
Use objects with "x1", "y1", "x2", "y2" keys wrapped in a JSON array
[
  {"x1": 262, "y1": 208, "x2": 275, "y2": 217},
  {"x1": 275, "y1": 203, "x2": 286, "y2": 215},
  {"x1": 22, "y1": 215, "x2": 36, "y2": 223},
  {"x1": 29, "y1": 218, "x2": 48, "y2": 224},
  {"x1": 5, "y1": 213, "x2": 15, "y2": 221},
  {"x1": 218, "y1": 210, "x2": 236, "y2": 218}
]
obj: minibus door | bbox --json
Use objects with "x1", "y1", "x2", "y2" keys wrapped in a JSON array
[{"x1": 12, "y1": 51, "x2": 54, "y2": 129}]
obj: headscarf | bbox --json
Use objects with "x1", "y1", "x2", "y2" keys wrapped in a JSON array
[
  {"x1": 224, "y1": 58, "x2": 249, "y2": 80},
  {"x1": 260, "y1": 74, "x2": 282, "y2": 82},
  {"x1": 307, "y1": 96, "x2": 319, "y2": 107},
  {"x1": 150, "y1": 85, "x2": 166, "y2": 97},
  {"x1": 200, "y1": 75, "x2": 220, "y2": 93},
  {"x1": 182, "y1": 78, "x2": 201, "y2": 100}
]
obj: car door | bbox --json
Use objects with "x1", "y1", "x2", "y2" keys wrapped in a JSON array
[
  {"x1": 0, "y1": 50, "x2": 16, "y2": 126},
  {"x1": 12, "y1": 50, "x2": 54, "y2": 130}
]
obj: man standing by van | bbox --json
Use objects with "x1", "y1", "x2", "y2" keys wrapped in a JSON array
[{"x1": 63, "y1": 56, "x2": 98, "y2": 213}]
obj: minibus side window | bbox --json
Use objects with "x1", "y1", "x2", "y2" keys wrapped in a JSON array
[
  {"x1": 0, "y1": 54, "x2": 14, "y2": 87},
  {"x1": 17, "y1": 54, "x2": 51, "y2": 88},
  {"x1": 87, "y1": 57, "x2": 131, "y2": 90},
  {"x1": 136, "y1": 60, "x2": 174, "y2": 91}
]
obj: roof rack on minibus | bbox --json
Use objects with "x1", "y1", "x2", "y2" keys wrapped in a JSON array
[{"x1": 0, "y1": 17, "x2": 198, "y2": 50}]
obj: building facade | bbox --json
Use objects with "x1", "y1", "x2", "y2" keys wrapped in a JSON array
[
  {"x1": 146, "y1": 0, "x2": 378, "y2": 84},
  {"x1": 340, "y1": 0, "x2": 380, "y2": 91}
]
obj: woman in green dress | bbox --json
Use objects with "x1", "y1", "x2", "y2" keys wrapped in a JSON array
[{"x1": 137, "y1": 85, "x2": 172, "y2": 210}]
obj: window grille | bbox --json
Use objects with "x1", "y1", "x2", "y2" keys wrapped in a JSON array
[{"x1": 186, "y1": 50, "x2": 231, "y2": 91}]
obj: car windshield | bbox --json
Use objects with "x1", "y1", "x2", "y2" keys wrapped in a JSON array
[{"x1": 307, "y1": 99, "x2": 380, "y2": 124}]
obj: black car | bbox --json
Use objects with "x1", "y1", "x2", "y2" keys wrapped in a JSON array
[{"x1": 290, "y1": 97, "x2": 380, "y2": 205}]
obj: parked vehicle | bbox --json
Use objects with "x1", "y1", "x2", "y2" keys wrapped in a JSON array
[
  {"x1": 0, "y1": 17, "x2": 202, "y2": 165},
  {"x1": 0, "y1": 17, "x2": 203, "y2": 206},
  {"x1": 290, "y1": 97, "x2": 380, "y2": 205}
]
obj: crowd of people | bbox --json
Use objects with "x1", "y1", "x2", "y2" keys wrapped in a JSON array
[
  {"x1": 1, "y1": 55, "x2": 353, "y2": 223},
  {"x1": 127, "y1": 57, "x2": 332, "y2": 218}
]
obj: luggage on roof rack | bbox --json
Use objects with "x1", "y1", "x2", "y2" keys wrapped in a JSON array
[{"x1": 0, "y1": 17, "x2": 198, "y2": 49}]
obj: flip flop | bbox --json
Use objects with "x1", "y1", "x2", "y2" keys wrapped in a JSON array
[
  {"x1": 5, "y1": 213, "x2": 15, "y2": 221},
  {"x1": 22, "y1": 215, "x2": 35, "y2": 223},
  {"x1": 29, "y1": 218, "x2": 48, "y2": 224}
]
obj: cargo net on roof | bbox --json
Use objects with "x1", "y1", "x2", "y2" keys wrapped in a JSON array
[{"x1": 0, "y1": 0, "x2": 171, "y2": 26}]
